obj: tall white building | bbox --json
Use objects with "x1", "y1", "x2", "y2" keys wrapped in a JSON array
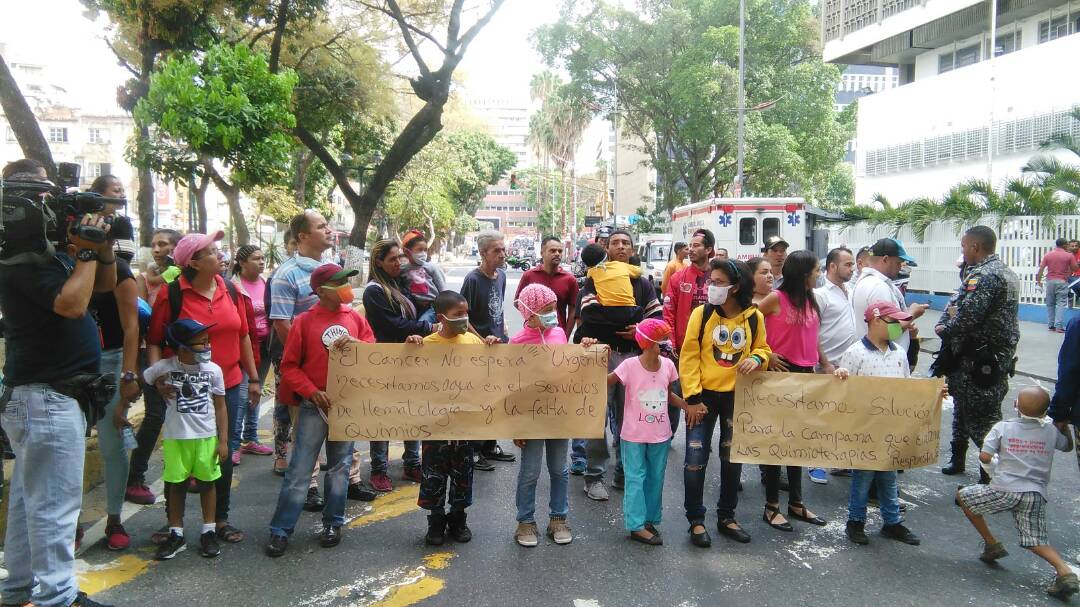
[
  {"x1": 465, "y1": 94, "x2": 532, "y2": 168},
  {"x1": 835, "y1": 65, "x2": 900, "y2": 164},
  {"x1": 822, "y1": 0, "x2": 1080, "y2": 203}
]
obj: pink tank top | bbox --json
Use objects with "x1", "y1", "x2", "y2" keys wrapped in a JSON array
[{"x1": 764, "y1": 290, "x2": 820, "y2": 368}]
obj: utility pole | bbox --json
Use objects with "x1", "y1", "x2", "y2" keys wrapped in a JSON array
[
  {"x1": 986, "y1": 0, "x2": 998, "y2": 184},
  {"x1": 735, "y1": 0, "x2": 746, "y2": 198}
]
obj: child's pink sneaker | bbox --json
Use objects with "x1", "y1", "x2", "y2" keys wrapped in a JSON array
[
  {"x1": 241, "y1": 442, "x2": 273, "y2": 456},
  {"x1": 106, "y1": 524, "x2": 130, "y2": 551},
  {"x1": 370, "y1": 473, "x2": 393, "y2": 492}
]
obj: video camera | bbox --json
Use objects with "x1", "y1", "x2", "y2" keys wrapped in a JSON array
[{"x1": 0, "y1": 162, "x2": 126, "y2": 264}]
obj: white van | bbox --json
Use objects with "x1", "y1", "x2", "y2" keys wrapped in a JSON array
[{"x1": 635, "y1": 234, "x2": 673, "y2": 287}]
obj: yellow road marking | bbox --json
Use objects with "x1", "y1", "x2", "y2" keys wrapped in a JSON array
[
  {"x1": 368, "y1": 552, "x2": 456, "y2": 607},
  {"x1": 348, "y1": 485, "x2": 421, "y2": 528},
  {"x1": 77, "y1": 554, "x2": 152, "y2": 596}
]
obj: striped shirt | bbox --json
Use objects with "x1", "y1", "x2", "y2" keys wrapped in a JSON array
[{"x1": 269, "y1": 254, "x2": 327, "y2": 321}]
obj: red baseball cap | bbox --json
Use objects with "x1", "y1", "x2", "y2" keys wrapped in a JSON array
[
  {"x1": 864, "y1": 300, "x2": 913, "y2": 323},
  {"x1": 309, "y1": 263, "x2": 358, "y2": 291},
  {"x1": 173, "y1": 230, "x2": 224, "y2": 267}
]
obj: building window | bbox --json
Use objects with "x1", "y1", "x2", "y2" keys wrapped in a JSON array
[
  {"x1": 939, "y1": 43, "x2": 981, "y2": 74},
  {"x1": 738, "y1": 218, "x2": 757, "y2": 246},
  {"x1": 88, "y1": 162, "x2": 111, "y2": 178},
  {"x1": 992, "y1": 31, "x2": 1021, "y2": 57},
  {"x1": 87, "y1": 128, "x2": 108, "y2": 144},
  {"x1": 47, "y1": 127, "x2": 68, "y2": 143},
  {"x1": 1038, "y1": 15, "x2": 1073, "y2": 43}
]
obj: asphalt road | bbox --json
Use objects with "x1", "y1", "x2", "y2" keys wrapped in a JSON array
[{"x1": 69, "y1": 268, "x2": 1077, "y2": 606}]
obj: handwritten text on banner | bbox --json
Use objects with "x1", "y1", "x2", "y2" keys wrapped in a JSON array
[
  {"x1": 731, "y1": 372, "x2": 945, "y2": 471},
  {"x1": 327, "y1": 342, "x2": 609, "y2": 441}
]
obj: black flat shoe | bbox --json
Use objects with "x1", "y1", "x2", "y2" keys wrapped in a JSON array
[
  {"x1": 788, "y1": 503, "x2": 827, "y2": 526},
  {"x1": 265, "y1": 534, "x2": 288, "y2": 557},
  {"x1": 629, "y1": 530, "x2": 663, "y2": 545},
  {"x1": 688, "y1": 523, "x2": 711, "y2": 548},
  {"x1": 320, "y1": 525, "x2": 342, "y2": 548},
  {"x1": 484, "y1": 445, "x2": 516, "y2": 462},
  {"x1": 763, "y1": 504, "x2": 793, "y2": 532},
  {"x1": 644, "y1": 523, "x2": 660, "y2": 536},
  {"x1": 717, "y1": 518, "x2": 751, "y2": 544}
]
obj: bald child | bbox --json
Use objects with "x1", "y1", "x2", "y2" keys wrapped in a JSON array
[{"x1": 956, "y1": 387, "x2": 1078, "y2": 600}]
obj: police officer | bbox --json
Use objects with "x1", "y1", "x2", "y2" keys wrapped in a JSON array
[{"x1": 935, "y1": 226, "x2": 1019, "y2": 483}]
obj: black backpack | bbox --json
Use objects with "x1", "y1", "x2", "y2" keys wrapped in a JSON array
[{"x1": 696, "y1": 303, "x2": 759, "y2": 348}]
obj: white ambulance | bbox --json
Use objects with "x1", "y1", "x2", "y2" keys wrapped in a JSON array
[{"x1": 670, "y1": 197, "x2": 836, "y2": 260}]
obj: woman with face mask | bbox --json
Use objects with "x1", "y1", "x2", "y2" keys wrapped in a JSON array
[
  {"x1": 146, "y1": 231, "x2": 261, "y2": 546},
  {"x1": 679, "y1": 258, "x2": 771, "y2": 548},
  {"x1": 756, "y1": 250, "x2": 830, "y2": 533},
  {"x1": 360, "y1": 239, "x2": 430, "y2": 490}
]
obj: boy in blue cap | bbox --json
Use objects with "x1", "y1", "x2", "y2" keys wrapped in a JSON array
[{"x1": 143, "y1": 319, "x2": 229, "y2": 560}]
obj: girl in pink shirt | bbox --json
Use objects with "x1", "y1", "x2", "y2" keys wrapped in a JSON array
[{"x1": 608, "y1": 318, "x2": 688, "y2": 545}]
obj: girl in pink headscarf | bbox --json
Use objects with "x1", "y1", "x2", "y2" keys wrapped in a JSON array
[{"x1": 509, "y1": 284, "x2": 597, "y2": 547}]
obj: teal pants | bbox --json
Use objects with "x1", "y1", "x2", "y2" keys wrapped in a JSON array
[{"x1": 620, "y1": 439, "x2": 670, "y2": 532}]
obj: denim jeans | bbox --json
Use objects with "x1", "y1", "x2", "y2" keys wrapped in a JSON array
[
  {"x1": 128, "y1": 350, "x2": 167, "y2": 485},
  {"x1": 2, "y1": 384, "x2": 86, "y2": 607},
  {"x1": 269, "y1": 401, "x2": 355, "y2": 536},
  {"x1": 621, "y1": 439, "x2": 670, "y2": 531},
  {"x1": 1046, "y1": 279, "x2": 1068, "y2": 329},
  {"x1": 370, "y1": 440, "x2": 421, "y2": 475},
  {"x1": 683, "y1": 390, "x2": 741, "y2": 523},
  {"x1": 96, "y1": 348, "x2": 129, "y2": 516},
  {"x1": 570, "y1": 439, "x2": 587, "y2": 465},
  {"x1": 515, "y1": 439, "x2": 569, "y2": 523},
  {"x1": 237, "y1": 340, "x2": 273, "y2": 445},
  {"x1": 216, "y1": 384, "x2": 242, "y2": 523},
  {"x1": 848, "y1": 470, "x2": 901, "y2": 526},
  {"x1": 585, "y1": 349, "x2": 632, "y2": 482}
]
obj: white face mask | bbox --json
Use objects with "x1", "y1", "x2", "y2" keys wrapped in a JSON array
[
  {"x1": 707, "y1": 284, "x2": 732, "y2": 306},
  {"x1": 413, "y1": 252, "x2": 428, "y2": 264}
]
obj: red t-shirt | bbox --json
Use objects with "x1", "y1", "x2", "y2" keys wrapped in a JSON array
[
  {"x1": 279, "y1": 304, "x2": 375, "y2": 405},
  {"x1": 1040, "y1": 248, "x2": 1078, "y2": 282},
  {"x1": 147, "y1": 274, "x2": 250, "y2": 388},
  {"x1": 515, "y1": 266, "x2": 579, "y2": 332}
]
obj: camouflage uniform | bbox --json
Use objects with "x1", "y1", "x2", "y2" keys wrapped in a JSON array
[{"x1": 936, "y1": 254, "x2": 1020, "y2": 460}]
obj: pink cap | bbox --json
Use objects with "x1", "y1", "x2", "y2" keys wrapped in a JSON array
[
  {"x1": 173, "y1": 231, "x2": 224, "y2": 267},
  {"x1": 863, "y1": 300, "x2": 913, "y2": 323}
]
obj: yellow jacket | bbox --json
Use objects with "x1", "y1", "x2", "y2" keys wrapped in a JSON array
[{"x1": 679, "y1": 305, "x2": 771, "y2": 399}]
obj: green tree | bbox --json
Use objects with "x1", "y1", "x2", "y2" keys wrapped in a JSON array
[
  {"x1": 534, "y1": 0, "x2": 853, "y2": 210},
  {"x1": 132, "y1": 42, "x2": 298, "y2": 245},
  {"x1": 442, "y1": 131, "x2": 517, "y2": 217},
  {"x1": 82, "y1": 0, "x2": 228, "y2": 246}
]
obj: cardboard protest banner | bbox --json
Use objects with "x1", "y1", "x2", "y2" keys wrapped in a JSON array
[
  {"x1": 326, "y1": 342, "x2": 609, "y2": 441},
  {"x1": 730, "y1": 372, "x2": 944, "y2": 471}
]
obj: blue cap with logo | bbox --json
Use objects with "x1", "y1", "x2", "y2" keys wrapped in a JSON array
[{"x1": 869, "y1": 237, "x2": 917, "y2": 267}]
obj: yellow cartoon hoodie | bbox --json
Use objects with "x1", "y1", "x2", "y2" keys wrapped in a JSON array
[{"x1": 679, "y1": 304, "x2": 770, "y2": 399}]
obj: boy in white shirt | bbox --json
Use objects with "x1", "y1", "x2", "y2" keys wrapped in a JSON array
[
  {"x1": 835, "y1": 301, "x2": 929, "y2": 546},
  {"x1": 956, "y1": 386, "x2": 1078, "y2": 600},
  {"x1": 143, "y1": 319, "x2": 229, "y2": 561}
]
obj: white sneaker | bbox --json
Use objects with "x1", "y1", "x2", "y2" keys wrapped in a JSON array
[{"x1": 585, "y1": 481, "x2": 609, "y2": 501}]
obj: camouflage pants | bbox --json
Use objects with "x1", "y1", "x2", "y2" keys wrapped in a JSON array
[
  {"x1": 418, "y1": 441, "x2": 474, "y2": 514},
  {"x1": 947, "y1": 370, "x2": 1008, "y2": 449}
]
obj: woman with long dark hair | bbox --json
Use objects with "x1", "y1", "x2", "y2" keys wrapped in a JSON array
[
  {"x1": 146, "y1": 232, "x2": 261, "y2": 548},
  {"x1": 360, "y1": 240, "x2": 428, "y2": 490},
  {"x1": 231, "y1": 245, "x2": 274, "y2": 458},
  {"x1": 680, "y1": 259, "x2": 771, "y2": 547},
  {"x1": 757, "y1": 250, "x2": 828, "y2": 532}
]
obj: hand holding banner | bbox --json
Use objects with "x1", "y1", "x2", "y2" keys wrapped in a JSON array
[
  {"x1": 326, "y1": 342, "x2": 609, "y2": 441},
  {"x1": 731, "y1": 372, "x2": 944, "y2": 471}
]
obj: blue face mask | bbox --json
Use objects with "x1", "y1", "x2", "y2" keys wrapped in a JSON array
[
  {"x1": 538, "y1": 311, "x2": 559, "y2": 329},
  {"x1": 182, "y1": 344, "x2": 212, "y2": 364}
]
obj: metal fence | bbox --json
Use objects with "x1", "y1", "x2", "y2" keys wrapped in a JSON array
[{"x1": 824, "y1": 216, "x2": 1080, "y2": 304}]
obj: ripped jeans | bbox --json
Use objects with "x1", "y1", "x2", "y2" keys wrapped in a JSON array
[{"x1": 683, "y1": 390, "x2": 741, "y2": 524}]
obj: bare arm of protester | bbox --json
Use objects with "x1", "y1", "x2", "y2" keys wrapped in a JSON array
[
  {"x1": 606, "y1": 371, "x2": 621, "y2": 387},
  {"x1": 214, "y1": 393, "x2": 229, "y2": 463},
  {"x1": 817, "y1": 344, "x2": 834, "y2": 375},
  {"x1": 117, "y1": 276, "x2": 143, "y2": 406}
]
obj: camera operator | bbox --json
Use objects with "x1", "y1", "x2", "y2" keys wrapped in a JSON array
[{"x1": 0, "y1": 158, "x2": 117, "y2": 607}]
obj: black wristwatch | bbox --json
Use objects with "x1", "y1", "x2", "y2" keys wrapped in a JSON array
[{"x1": 76, "y1": 249, "x2": 99, "y2": 263}]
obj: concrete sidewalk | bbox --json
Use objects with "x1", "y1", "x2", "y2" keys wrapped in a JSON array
[{"x1": 915, "y1": 308, "x2": 1063, "y2": 382}]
